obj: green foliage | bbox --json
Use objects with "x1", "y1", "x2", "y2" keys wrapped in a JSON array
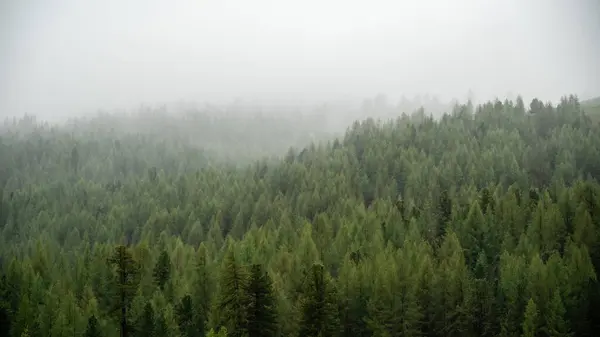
[
  {"x1": 522, "y1": 298, "x2": 539, "y2": 337},
  {"x1": 108, "y1": 245, "x2": 141, "y2": 337},
  {"x1": 1, "y1": 94, "x2": 600, "y2": 337},
  {"x1": 153, "y1": 250, "x2": 172, "y2": 291},
  {"x1": 298, "y1": 263, "x2": 340, "y2": 337},
  {"x1": 85, "y1": 315, "x2": 101, "y2": 337},
  {"x1": 176, "y1": 295, "x2": 195, "y2": 337},
  {"x1": 206, "y1": 326, "x2": 228, "y2": 337},
  {"x1": 192, "y1": 243, "x2": 214, "y2": 337},
  {"x1": 246, "y1": 264, "x2": 277, "y2": 337},
  {"x1": 135, "y1": 303, "x2": 155, "y2": 337},
  {"x1": 217, "y1": 246, "x2": 250, "y2": 337}
]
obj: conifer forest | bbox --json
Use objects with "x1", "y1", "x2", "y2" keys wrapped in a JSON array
[{"x1": 2, "y1": 94, "x2": 600, "y2": 337}]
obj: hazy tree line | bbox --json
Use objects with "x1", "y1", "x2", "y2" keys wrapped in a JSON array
[{"x1": 1, "y1": 94, "x2": 600, "y2": 337}]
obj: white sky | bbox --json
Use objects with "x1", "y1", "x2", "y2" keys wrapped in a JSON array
[{"x1": 1, "y1": 0, "x2": 599, "y2": 118}]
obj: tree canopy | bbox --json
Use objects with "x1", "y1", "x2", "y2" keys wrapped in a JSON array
[{"x1": 1, "y1": 94, "x2": 600, "y2": 336}]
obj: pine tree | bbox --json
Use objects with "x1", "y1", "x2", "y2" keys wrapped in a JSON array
[
  {"x1": 246, "y1": 264, "x2": 277, "y2": 337},
  {"x1": 433, "y1": 231, "x2": 474, "y2": 337},
  {"x1": 298, "y1": 263, "x2": 340, "y2": 337},
  {"x1": 436, "y1": 189, "x2": 452, "y2": 242},
  {"x1": 193, "y1": 243, "x2": 214, "y2": 337},
  {"x1": 207, "y1": 327, "x2": 228, "y2": 337},
  {"x1": 108, "y1": 245, "x2": 141, "y2": 337},
  {"x1": 522, "y1": 298, "x2": 539, "y2": 337},
  {"x1": 544, "y1": 291, "x2": 572, "y2": 337},
  {"x1": 337, "y1": 257, "x2": 370, "y2": 337},
  {"x1": 153, "y1": 250, "x2": 172, "y2": 291},
  {"x1": 461, "y1": 200, "x2": 487, "y2": 268},
  {"x1": 472, "y1": 252, "x2": 497, "y2": 337},
  {"x1": 217, "y1": 244, "x2": 249, "y2": 337},
  {"x1": 85, "y1": 315, "x2": 102, "y2": 337},
  {"x1": 155, "y1": 309, "x2": 169, "y2": 337},
  {"x1": 136, "y1": 302, "x2": 155, "y2": 337},
  {"x1": 71, "y1": 145, "x2": 79, "y2": 173},
  {"x1": 176, "y1": 294, "x2": 195, "y2": 337}
]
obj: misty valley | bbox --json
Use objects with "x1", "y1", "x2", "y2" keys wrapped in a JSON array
[{"x1": 0, "y1": 94, "x2": 600, "y2": 337}]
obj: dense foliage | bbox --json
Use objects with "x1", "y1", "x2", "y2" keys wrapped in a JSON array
[{"x1": 1, "y1": 94, "x2": 600, "y2": 337}]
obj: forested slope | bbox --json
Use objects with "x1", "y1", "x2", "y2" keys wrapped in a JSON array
[
  {"x1": 582, "y1": 96, "x2": 600, "y2": 120},
  {"x1": 1, "y1": 94, "x2": 600, "y2": 337}
]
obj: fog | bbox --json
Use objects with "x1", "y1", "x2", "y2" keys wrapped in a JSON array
[{"x1": 1, "y1": 0, "x2": 599, "y2": 121}]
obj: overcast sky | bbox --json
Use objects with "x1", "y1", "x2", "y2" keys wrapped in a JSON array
[{"x1": 1, "y1": 0, "x2": 599, "y2": 118}]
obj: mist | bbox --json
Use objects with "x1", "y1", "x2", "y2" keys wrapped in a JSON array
[{"x1": 1, "y1": 0, "x2": 599, "y2": 121}]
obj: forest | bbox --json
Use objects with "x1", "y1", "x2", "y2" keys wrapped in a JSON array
[{"x1": 1, "y1": 94, "x2": 600, "y2": 337}]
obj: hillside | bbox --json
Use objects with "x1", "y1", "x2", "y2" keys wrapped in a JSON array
[
  {"x1": 1, "y1": 94, "x2": 600, "y2": 337},
  {"x1": 582, "y1": 96, "x2": 600, "y2": 106},
  {"x1": 583, "y1": 96, "x2": 600, "y2": 120}
]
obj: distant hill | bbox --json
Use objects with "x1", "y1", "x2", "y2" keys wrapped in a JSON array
[
  {"x1": 582, "y1": 96, "x2": 600, "y2": 123},
  {"x1": 582, "y1": 96, "x2": 600, "y2": 107}
]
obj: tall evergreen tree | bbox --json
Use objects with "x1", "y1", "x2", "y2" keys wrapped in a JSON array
[
  {"x1": 85, "y1": 315, "x2": 101, "y2": 337},
  {"x1": 298, "y1": 263, "x2": 340, "y2": 337},
  {"x1": 193, "y1": 244, "x2": 214, "y2": 337},
  {"x1": 108, "y1": 245, "x2": 140, "y2": 337},
  {"x1": 246, "y1": 264, "x2": 277, "y2": 337},
  {"x1": 136, "y1": 303, "x2": 155, "y2": 337},
  {"x1": 153, "y1": 250, "x2": 172, "y2": 291},
  {"x1": 544, "y1": 291, "x2": 572, "y2": 337},
  {"x1": 217, "y1": 245, "x2": 249, "y2": 337},
  {"x1": 522, "y1": 298, "x2": 539, "y2": 337},
  {"x1": 176, "y1": 295, "x2": 195, "y2": 337}
]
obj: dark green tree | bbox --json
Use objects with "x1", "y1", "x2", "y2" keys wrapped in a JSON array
[
  {"x1": 544, "y1": 290, "x2": 572, "y2": 337},
  {"x1": 193, "y1": 244, "x2": 214, "y2": 337},
  {"x1": 298, "y1": 263, "x2": 340, "y2": 337},
  {"x1": 176, "y1": 295, "x2": 195, "y2": 337},
  {"x1": 85, "y1": 315, "x2": 102, "y2": 337},
  {"x1": 153, "y1": 250, "x2": 172, "y2": 291},
  {"x1": 217, "y1": 245, "x2": 249, "y2": 337},
  {"x1": 136, "y1": 303, "x2": 155, "y2": 337},
  {"x1": 108, "y1": 245, "x2": 141, "y2": 337},
  {"x1": 522, "y1": 298, "x2": 539, "y2": 337},
  {"x1": 246, "y1": 264, "x2": 277, "y2": 337}
]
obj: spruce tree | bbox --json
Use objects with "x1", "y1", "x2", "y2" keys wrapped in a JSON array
[
  {"x1": 108, "y1": 245, "x2": 140, "y2": 337},
  {"x1": 193, "y1": 243, "x2": 214, "y2": 337},
  {"x1": 153, "y1": 250, "x2": 172, "y2": 291},
  {"x1": 246, "y1": 264, "x2": 277, "y2": 337},
  {"x1": 522, "y1": 298, "x2": 539, "y2": 337},
  {"x1": 544, "y1": 291, "x2": 572, "y2": 337},
  {"x1": 298, "y1": 263, "x2": 340, "y2": 337},
  {"x1": 136, "y1": 303, "x2": 155, "y2": 337},
  {"x1": 85, "y1": 315, "x2": 102, "y2": 337},
  {"x1": 217, "y1": 244, "x2": 249, "y2": 337},
  {"x1": 176, "y1": 294, "x2": 195, "y2": 337}
]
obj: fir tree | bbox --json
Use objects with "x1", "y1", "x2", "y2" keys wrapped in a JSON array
[
  {"x1": 85, "y1": 315, "x2": 102, "y2": 337},
  {"x1": 217, "y1": 245, "x2": 249, "y2": 337},
  {"x1": 193, "y1": 243, "x2": 214, "y2": 337},
  {"x1": 298, "y1": 263, "x2": 340, "y2": 337},
  {"x1": 153, "y1": 250, "x2": 172, "y2": 291},
  {"x1": 246, "y1": 264, "x2": 277, "y2": 337},
  {"x1": 522, "y1": 298, "x2": 539, "y2": 337},
  {"x1": 176, "y1": 294, "x2": 195, "y2": 337},
  {"x1": 544, "y1": 291, "x2": 572, "y2": 337},
  {"x1": 108, "y1": 245, "x2": 140, "y2": 337},
  {"x1": 136, "y1": 303, "x2": 155, "y2": 337}
]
